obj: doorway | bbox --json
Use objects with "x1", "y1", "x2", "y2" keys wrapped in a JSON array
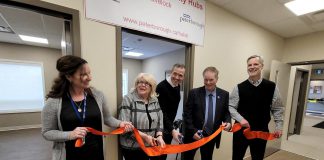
[
  {"x1": 305, "y1": 65, "x2": 324, "y2": 118},
  {"x1": 288, "y1": 69, "x2": 309, "y2": 136},
  {"x1": 116, "y1": 28, "x2": 194, "y2": 160},
  {"x1": 0, "y1": 1, "x2": 80, "y2": 160},
  {"x1": 279, "y1": 64, "x2": 324, "y2": 159}
]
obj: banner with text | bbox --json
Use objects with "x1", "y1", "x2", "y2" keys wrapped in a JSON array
[{"x1": 85, "y1": 0, "x2": 205, "y2": 46}]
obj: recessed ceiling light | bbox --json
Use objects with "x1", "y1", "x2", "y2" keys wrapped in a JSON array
[
  {"x1": 285, "y1": 0, "x2": 324, "y2": 16},
  {"x1": 19, "y1": 35, "x2": 48, "y2": 44},
  {"x1": 122, "y1": 46, "x2": 133, "y2": 51},
  {"x1": 125, "y1": 52, "x2": 143, "y2": 57}
]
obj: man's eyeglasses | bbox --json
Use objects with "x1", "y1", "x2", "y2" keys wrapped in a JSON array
[{"x1": 137, "y1": 81, "x2": 151, "y2": 87}]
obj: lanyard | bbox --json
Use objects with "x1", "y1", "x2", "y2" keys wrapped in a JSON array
[{"x1": 68, "y1": 92, "x2": 87, "y2": 124}]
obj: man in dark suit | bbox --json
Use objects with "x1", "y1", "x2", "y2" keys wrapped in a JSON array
[{"x1": 183, "y1": 66, "x2": 231, "y2": 160}]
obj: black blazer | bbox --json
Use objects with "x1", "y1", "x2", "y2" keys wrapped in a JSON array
[{"x1": 183, "y1": 86, "x2": 231, "y2": 148}]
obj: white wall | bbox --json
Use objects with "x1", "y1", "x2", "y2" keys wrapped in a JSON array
[
  {"x1": 309, "y1": 80, "x2": 324, "y2": 99},
  {"x1": 142, "y1": 48, "x2": 185, "y2": 83},
  {"x1": 0, "y1": 42, "x2": 61, "y2": 128},
  {"x1": 282, "y1": 31, "x2": 324, "y2": 63},
  {"x1": 194, "y1": 2, "x2": 284, "y2": 91},
  {"x1": 122, "y1": 58, "x2": 142, "y2": 92},
  {"x1": 122, "y1": 48, "x2": 186, "y2": 92}
]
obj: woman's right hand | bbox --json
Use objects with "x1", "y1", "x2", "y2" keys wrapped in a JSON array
[
  {"x1": 69, "y1": 127, "x2": 88, "y2": 140},
  {"x1": 119, "y1": 121, "x2": 134, "y2": 133}
]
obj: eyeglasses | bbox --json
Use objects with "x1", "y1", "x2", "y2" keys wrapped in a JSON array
[
  {"x1": 80, "y1": 72, "x2": 92, "y2": 79},
  {"x1": 137, "y1": 81, "x2": 151, "y2": 87}
]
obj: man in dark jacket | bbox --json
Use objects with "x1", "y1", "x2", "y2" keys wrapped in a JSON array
[
  {"x1": 183, "y1": 66, "x2": 231, "y2": 160},
  {"x1": 156, "y1": 64, "x2": 185, "y2": 160}
]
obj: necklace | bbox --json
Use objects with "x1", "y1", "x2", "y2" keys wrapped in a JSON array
[
  {"x1": 67, "y1": 92, "x2": 87, "y2": 124},
  {"x1": 67, "y1": 93, "x2": 84, "y2": 112},
  {"x1": 73, "y1": 100, "x2": 83, "y2": 112}
]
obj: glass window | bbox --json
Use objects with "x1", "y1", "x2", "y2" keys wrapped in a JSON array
[{"x1": 0, "y1": 59, "x2": 45, "y2": 113}]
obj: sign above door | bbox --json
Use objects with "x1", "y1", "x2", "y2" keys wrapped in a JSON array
[{"x1": 85, "y1": 0, "x2": 205, "y2": 46}]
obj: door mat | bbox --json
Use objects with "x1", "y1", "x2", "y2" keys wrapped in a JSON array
[{"x1": 313, "y1": 121, "x2": 324, "y2": 129}]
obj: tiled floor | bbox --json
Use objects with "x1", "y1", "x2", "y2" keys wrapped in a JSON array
[
  {"x1": 0, "y1": 128, "x2": 51, "y2": 160},
  {"x1": 288, "y1": 115, "x2": 324, "y2": 149},
  {"x1": 264, "y1": 150, "x2": 314, "y2": 160},
  {"x1": 285, "y1": 115, "x2": 324, "y2": 159}
]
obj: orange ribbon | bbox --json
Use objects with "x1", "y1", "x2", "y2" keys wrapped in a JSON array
[
  {"x1": 75, "y1": 127, "x2": 125, "y2": 147},
  {"x1": 132, "y1": 126, "x2": 224, "y2": 156},
  {"x1": 243, "y1": 128, "x2": 276, "y2": 140},
  {"x1": 75, "y1": 123, "x2": 276, "y2": 156},
  {"x1": 230, "y1": 123, "x2": 276, "y2": 140}
]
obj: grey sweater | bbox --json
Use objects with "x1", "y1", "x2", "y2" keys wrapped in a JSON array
[
  {"x1": 118, "y1": 91, "x2": 163, "y2": 149},
  {"x1": 41, "y1": 88, "x2": 121, "y2": 160}
]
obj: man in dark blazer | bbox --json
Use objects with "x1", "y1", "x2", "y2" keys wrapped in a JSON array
[{"x1": 183, "y1": 66, "x2": 231, "y2": 160}]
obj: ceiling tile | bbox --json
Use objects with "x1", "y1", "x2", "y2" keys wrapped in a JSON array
[
  {"x1": 0, "y1": 4, "x2": 64, "y2": 49},
  {"x1": 122, "y1": 31, "x2": 185, "y2": 59},
  {"x1": 268, "y1": 17, "x2": 313, "y2": 37},
  {"x1": 209, "y1": 0, "x2": 324, "y2": 38}
]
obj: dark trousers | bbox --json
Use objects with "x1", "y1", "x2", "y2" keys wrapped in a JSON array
[
  {"x1": 159, "y1": 133, "x2": 173, "y2": 160},
  {"x1": 122, "y1": 148, "x2": 162, "y2": 160},
  {"x1": 182, "y1": 136, "x2": 217, "y2": 160},
  {"x1": 232, "y1": 129, "x2": 267, "y2": 160}
]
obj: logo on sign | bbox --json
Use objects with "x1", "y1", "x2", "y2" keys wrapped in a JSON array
[{"x1": 179, "y1": 14, "x2": 204, "y2": 29}]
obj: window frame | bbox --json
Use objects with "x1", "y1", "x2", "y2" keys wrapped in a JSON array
[{"x1": 122, "y1": 68, "x2": 128, "y2": 97}]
